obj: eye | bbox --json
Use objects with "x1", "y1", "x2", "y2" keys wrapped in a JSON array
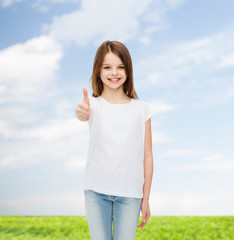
[
  {"x1": 104, "y1": 66, "x2": 110, "y2": 69},
  {"x1": 119, "y1": 66, "x2": 124, "y2": 69}
]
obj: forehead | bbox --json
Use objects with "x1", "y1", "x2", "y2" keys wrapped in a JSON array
[{"x1": 102, "y1": 52, "x2": 123, "y2": 65}]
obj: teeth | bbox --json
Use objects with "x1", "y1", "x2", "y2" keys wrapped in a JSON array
[{"x1": 109, "y1": 78, "x2": 119, "y2": 81}]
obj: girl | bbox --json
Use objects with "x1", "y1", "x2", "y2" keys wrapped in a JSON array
[{"x1": 75, "y1": 40, "x2": 154, "y2": 240}]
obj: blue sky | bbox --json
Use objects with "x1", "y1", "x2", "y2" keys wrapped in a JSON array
[{"x1": 0, "y1": 0, "x2": 234, "y2": 216}]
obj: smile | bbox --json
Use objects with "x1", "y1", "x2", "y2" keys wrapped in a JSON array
[{"x1": 108, "y1": 78, "x2": 121, "y2": 82}]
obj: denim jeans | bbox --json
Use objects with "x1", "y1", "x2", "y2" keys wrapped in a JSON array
[{"x1": 84, "y1": 189, "x2": 142, "y2": 240}]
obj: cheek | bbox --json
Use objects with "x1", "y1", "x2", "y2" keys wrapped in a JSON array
[
  {"x1": 121, "y1": 69, "x2": 127, "y2": 75},
  {"x1": 101, "y1": 70, "x2": 108, "y2": 77},
  {"x1": 122, "y1": 71, "x2": 127, "y2": 78},
  {"x1": 100, "y1": 71, "x2": 107, "y2": 81}
]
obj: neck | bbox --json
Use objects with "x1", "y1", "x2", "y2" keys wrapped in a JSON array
[{"x1": 101, "y1": 89, "x2": 128, "y2": 102}]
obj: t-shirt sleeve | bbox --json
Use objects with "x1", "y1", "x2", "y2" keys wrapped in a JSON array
[{"x1": 144, "y1": 101, "x2": 153, "y2": 122}]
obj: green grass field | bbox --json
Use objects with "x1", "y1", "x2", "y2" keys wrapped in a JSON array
[{"x1": 0, "y1": 216, "x2": 233, "y2": 240}]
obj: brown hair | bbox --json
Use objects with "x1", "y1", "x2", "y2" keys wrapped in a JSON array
[{"x1": 89, "y1": 40, "x2": 139, "y2": 99}]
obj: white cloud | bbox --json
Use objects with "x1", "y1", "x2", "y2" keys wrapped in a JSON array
[
  {"x1": 43, "y1": 0, "x2": 150, "y2": 45},
  {"x1": 64, "y1": 157, "x2": 86, "y2": 172},
  {"x1": 218, "y1": 52, "x2": 234, "y2": 68},
  {"x1": 136, "y1": 32, "x2": 234, "y2": 84},
  {"x1": 149, "y1": 190, "x2": 234, "y2": 215},
  {"x1": 140, "y1": 37, "x2": 151, "y2": 45},
  {"x1": 19, "y1": 118, "x2": 84, "y2": 141},
  {"x1": 202, "y1": 154, "x2": 225, "y2": 162},
  {"x1": 0, "y1": 188, "x2": 234, "y2": 216},
  {"x1": 161, "y1": 150, "x2": 234, "y2": 171},
  {"x1": 54, "y1": 99, "x2": 73, "y2": 116},
  {"x1": 135, "y1": 30, "x2": 234, "y2": 106},
  {"x1": 1, "y1": 189, "x2": 233, "y2": 215},
  {"x1": 165, "y1": 0, "x2": 185, "y2": 9},
  {"x1": 168, "y1": 152, "x2": 234, "y2": 171},
  {"x1": 174, "y1": 159, "x2": 234, "y2": 171},
  {"x1": 0, "y1": 0, "x2": 79, "y2": 9},
  {"x1": 0, "y1": 116, "x2": 87, "y2": 141},
  {"x1": 0, "y1": 34, "x2": 76, "y2": 172},
  {"x1": 162, "y1": 149, "x2": 206, "y2": 157},
  {"x1": 140, "y1": 0, "x2": 185, "y2": 28},
  {"x1": 0, "y1": 191, "x2": 86, "y2": 215},
  {"x1": 0, "y1": 0, "x2": 22, "y2": 8},
  {"x1": 152, "y1": 131, "x2": 173, "y2": 143},
  {"x1": 0, "y1": 135, "x2": 88, "y2": 171},
  {"x1": 150, "y1": 99, "x2": 176, "y2": 114},
  {"x1": 0, "y1": 117, "x2": 88, "y2": 170},
  {"x1": 0, "y1": 35, "x2": 62, "y2": 103},
  {"x1": 0, "y1": 107, "x2": 41, "y2": 125},
  {"x1": 47, "y1": 0, "x2": 79, "y2": 3},
  {"x1": 42, "y1": 0, "x2": 185, "y2": 46},
  {"x1": 33, "y1": 0, "x2": 79, "y2": 12}
]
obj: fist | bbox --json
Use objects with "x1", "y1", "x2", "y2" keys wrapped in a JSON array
[{"x1": 75, "y1": 88, "x2": 91, "y2": 121}]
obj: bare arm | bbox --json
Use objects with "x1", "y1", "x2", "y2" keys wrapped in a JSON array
[
  {"x1": 143, "y1": 118, "x2": 153, "y2": 201},
  {"x1": 138, "y1": 118, "x2": 153, "y2": 229}
]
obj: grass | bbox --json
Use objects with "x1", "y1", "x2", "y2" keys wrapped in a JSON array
[{"x1": 0, "y1": 216, "x2": 233, "y2": 240}]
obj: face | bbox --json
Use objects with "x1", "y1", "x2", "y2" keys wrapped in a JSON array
[{"x1": 99, "y1": 52, "x2": 127, "y2": 91}]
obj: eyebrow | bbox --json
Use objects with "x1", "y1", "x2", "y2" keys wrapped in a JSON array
[{"x1": 102, "y1": 63, "x2": 124, "y2": 65}]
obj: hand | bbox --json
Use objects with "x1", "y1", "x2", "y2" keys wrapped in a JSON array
[
  {"x1": 75, "y1": 88, "x2": 91, "y2": 121},
  {"x1": 138, "y1": 199, "x2": 151, "y2": 229}
]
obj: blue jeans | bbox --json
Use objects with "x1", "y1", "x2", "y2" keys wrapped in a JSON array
[{"x1": 84, "y1": 190, "x2": 142, "y2": 240}]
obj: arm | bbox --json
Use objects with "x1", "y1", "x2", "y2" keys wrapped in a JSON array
[
  {"x1": 143, "y1": 117, "x2": 153, "y2": 201},
  {"x1": 138, "y1": 118, "x2": 153, "y2": 229}
]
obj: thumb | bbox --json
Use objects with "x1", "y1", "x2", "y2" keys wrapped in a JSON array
[{"x1": 83, "y1": 88, "x2": 90, "y2": 108}]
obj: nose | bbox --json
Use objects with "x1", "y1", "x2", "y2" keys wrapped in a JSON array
[{"x1": 111, "y1": 67, "x2": 118, "y2": 75}]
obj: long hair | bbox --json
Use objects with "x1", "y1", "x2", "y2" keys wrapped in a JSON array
[{"x1": 89, "y1": 40, "x2": 139, "y2": 99}]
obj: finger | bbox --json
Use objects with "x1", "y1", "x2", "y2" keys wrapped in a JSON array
[
  {"x1": 77, "y1": 106, "x2": 89, "y2": 115},
  {"x1": 78, "y1": 102, "x2": 89, "y2": 111},
  {"x1": 138, "y1": 222, "x2": 143, "y2": 228},
  {"x1": 138, "y1": 220, "x2": 143, "y2": 227},
  {"x1": 138, "y1": 222, "x2": 146, "y2": 229},
  {"x1": 146, "y1": 211, "x2": 151, "y2": 222},
  {"x1": 83, "y1": 88, "x2": 90, "y2": 107},
  {"x1": 137, "y1": 217, "x2": 146, "y2": 228},
  {"x1": 138, "y1": 219, "x2": 143, "y2": 228},
  {"x1": 77, "y1": 111, "x2": 89, "y2": 120}
]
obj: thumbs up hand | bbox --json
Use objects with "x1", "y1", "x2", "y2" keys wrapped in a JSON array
[
  {"x1": 82, "y1": 87, "x2": 90, "y2": 108},
  {"x1": 75, "y1": 88, "x2": 91, "y2": 121}
]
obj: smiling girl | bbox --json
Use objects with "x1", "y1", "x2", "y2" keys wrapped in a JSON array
[{"x1": 75, "y1": 40, "x2": 154, "y2": 240}]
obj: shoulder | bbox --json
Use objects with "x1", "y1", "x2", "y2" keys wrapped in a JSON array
[
  {"x1": 134, "y1": 99, "x2": 153, "y2": 121},
  {"x1": 89, "y1": 95, "x2": 98, "y2": 100},
  {"x1": 88, "y1": 95, "x2": 100, "y2": 111},
  {"x1": 132, "y1": 98, "x2": 148, "y2": 106}
]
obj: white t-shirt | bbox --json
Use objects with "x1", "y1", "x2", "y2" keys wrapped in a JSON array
[{"x1": 80, "y1": 95, "x2": 153, "y2": 198}]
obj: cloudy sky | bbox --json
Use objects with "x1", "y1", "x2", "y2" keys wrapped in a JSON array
[{"x1": 0, "y1": 0, "x2": 234, "y2": 216}]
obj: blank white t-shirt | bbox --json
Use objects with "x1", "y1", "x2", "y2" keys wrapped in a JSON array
[{"x1": 81, "y1": 95, "x2": 153, "y2": 198}]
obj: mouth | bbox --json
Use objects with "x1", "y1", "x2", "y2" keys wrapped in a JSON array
[{"x1": 108, "y1": 78, "x2": 121, "y2": 83}]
